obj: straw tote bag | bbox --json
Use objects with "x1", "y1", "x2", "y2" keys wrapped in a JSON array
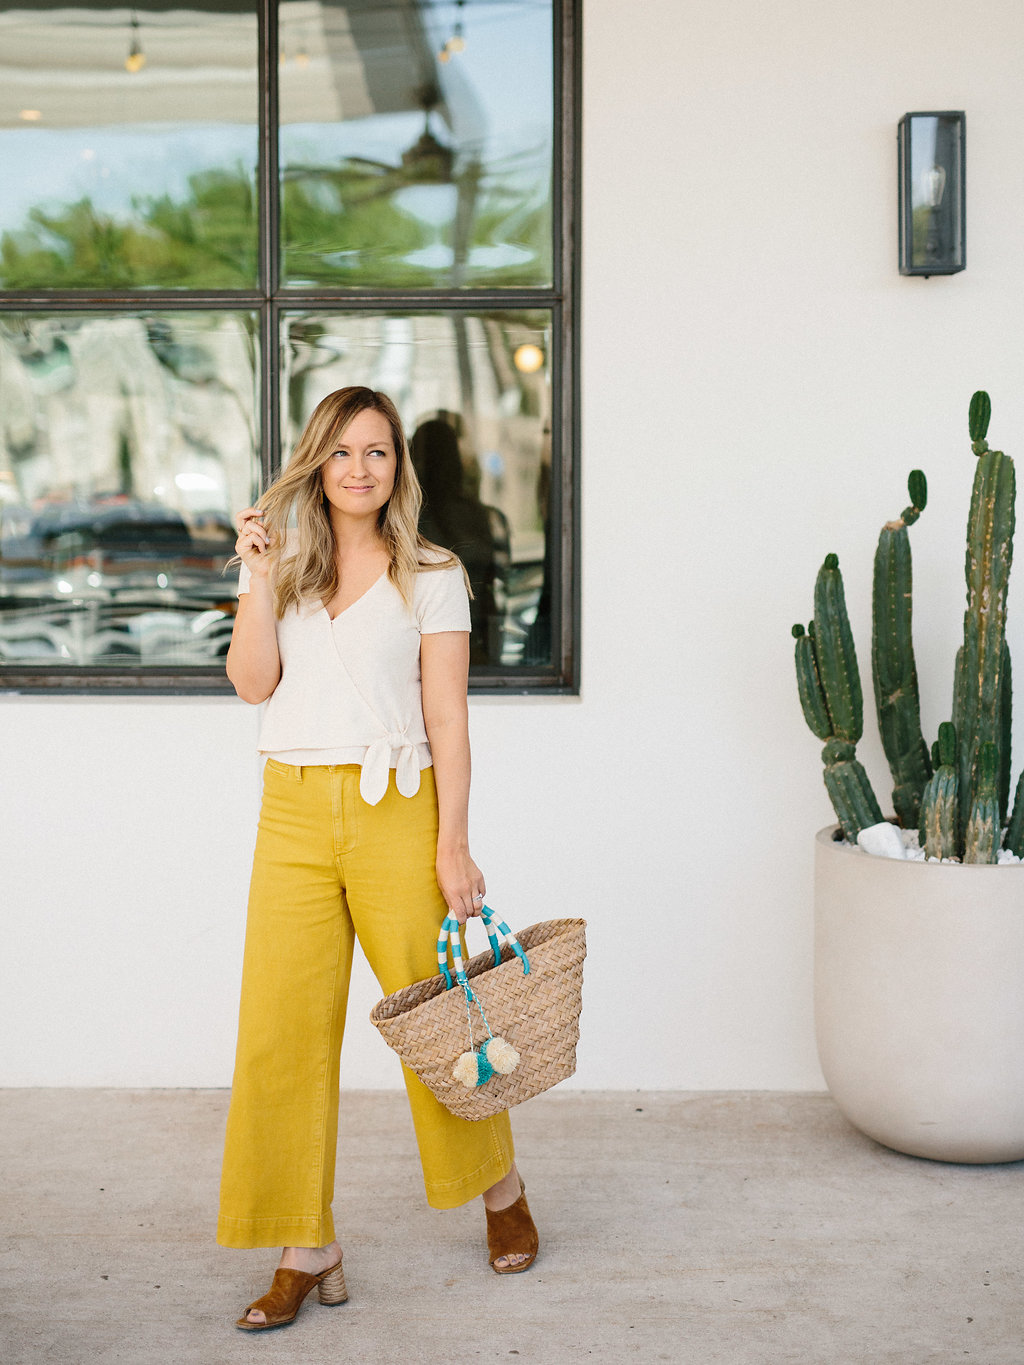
[{"x1": 370, "y1": 906, "x2": 587, "y2": 1120}]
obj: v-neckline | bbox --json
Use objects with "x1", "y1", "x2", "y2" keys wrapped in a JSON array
[{"x1": 323, "y1": 570, "x2": 387, "y2": 624}]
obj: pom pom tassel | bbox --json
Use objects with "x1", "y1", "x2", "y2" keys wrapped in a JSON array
[
  {"x1": 453, "y1": 1036, "x2": 519, "y2": 1089},
  {"x1": 483, "y1": 1035, "x2": 520, "y2": 1075},
  {"x1": 454, "y1": 1048, "x2": 493, "y2": 1088}
]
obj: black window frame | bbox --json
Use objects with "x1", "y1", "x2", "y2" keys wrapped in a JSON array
[{"x1": 0, "y1": 0, "x2": 580, "y2": 697}]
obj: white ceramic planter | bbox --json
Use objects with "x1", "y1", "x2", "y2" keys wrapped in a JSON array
[{"x1": 814, "y1": 825, "x2": 1024, "y2": 1163}]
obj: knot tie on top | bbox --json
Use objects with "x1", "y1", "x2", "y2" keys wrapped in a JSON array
[{"x1": 359, "y1": 728, "x2": 420, "y2": 805}]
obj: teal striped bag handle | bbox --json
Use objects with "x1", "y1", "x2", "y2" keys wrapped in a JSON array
[
  {"x1": 434, "y1": 906, "x2": 529, "y2": 993},
  {"x1": 436, "y1": 904, "x2": 530, "y2": 994}
]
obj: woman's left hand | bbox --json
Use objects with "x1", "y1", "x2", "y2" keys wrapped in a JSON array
[{"x1": 436, "y1": 848, "x2": 486, "y2": 924}]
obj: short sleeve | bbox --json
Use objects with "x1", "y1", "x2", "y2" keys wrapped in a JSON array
[
  {"x1": 237, "y1": 559, "x2": 252, "y2": 596},
  {"x1": 415, "y1": 563, "x2": 471, "y2": 634}
]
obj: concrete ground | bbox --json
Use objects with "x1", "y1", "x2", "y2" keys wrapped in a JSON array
[{"x1": 1, "y1": 1090, "x2": 1021, "y2": 1365}]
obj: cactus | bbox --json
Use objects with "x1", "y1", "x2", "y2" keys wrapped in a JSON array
[
  {"x1": 793, "y1": 557, "x2": 883, "y2": 840},
  {"x1": 821, "y1": 738, "x2": 884, "y2": 843},
  {"x1": 953, "y1": 398, "x2": 1015, "y2": 845},
  {"x1": 969, "y1": 390, "x2": 991, "y2": 451},
  {"x1": 964, "y1": 741, "x2": 1001, "y2": 864},
  {"x1": 1000, "y1": 640, "x2": 1012, "y2": 819},
  {"x1": 793, "y1": 623, "x2": 832, "y2": 740},
  {"x1": 919, "y1": 722, "x2": 959, "y2": 860},
  {"x1": 795, "y1": 390, "x2": 1024, "y2": 865},
  {"x1": 872, "y1": 470, "x2": 932, "y2": 828},
  {"x1": 813, "y1": 554, "x2": 863, "y2": 742},
  {"x1": 1005, "y1": 772, "x2": 1024, "y2": 856}
]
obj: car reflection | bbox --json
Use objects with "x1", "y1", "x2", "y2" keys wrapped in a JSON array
[
  {"x1": 0, "y1": 497, "x2": 238, "y2": 666},
  {"x1": 0, "y1": 497, "x2": 548, "y2": 669}
]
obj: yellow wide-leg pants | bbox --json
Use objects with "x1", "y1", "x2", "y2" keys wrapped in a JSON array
[{"x1": 217, "y1": 760, "x2": 514, "y2": 1249}]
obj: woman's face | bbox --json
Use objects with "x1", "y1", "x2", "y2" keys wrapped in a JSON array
[{"x1": 320, "y1": 407, "x2": 398, "y2": 524}]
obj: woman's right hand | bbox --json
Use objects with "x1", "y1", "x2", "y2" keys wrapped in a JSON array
[
  {"x1": 235, "y1": 506, "x2": 273, "y2": 576},
  {"x1": 227, "y1": 505, "x2": 282, "y2": 702}
]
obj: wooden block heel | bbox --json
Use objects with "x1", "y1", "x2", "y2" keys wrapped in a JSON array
[{"x1": 317, "y1": 1263, "x2": 348, "y2": 1305}]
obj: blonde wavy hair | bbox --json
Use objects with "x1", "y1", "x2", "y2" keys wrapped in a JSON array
[{"x1": 256, "y1": 387, "x2": 463, "y2": 619}]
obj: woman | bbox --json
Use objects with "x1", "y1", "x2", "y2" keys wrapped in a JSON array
[{"x1": 219, "y1": 387, "x2": 538, "y2": 1332}]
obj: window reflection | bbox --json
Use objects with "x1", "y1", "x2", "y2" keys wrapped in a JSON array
[
  {"x1": 0, "y1": 1, "x2": 571, "y2": 687},
  {"x1": 282, "y1": 310, "x2": 552, "y2": 665},
  {"x1": 280, "y1": 0, "x2": 553, "y2": 288},
  {"x1": 0, "y1": 3, "x2": 259, "y2": 289},
  {"x1": 0, "y1": 313, "x2": 259, "y2": 667}
]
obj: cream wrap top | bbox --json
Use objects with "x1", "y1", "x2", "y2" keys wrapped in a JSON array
[{"x1": 238, "y1": 550, "x2": 471, "y2": 805}]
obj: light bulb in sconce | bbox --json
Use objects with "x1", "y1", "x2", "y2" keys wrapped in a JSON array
[
  {"x1": 514, "y1": 343, "x2": 545, "y2": 375},
  {"x1": 125, "y1": 9, "x2": 146, "y2": 73},
  {"x1": 19, "y1": 109, "x2": 42, "y2": 121},
  {"x1": 924, "y1": 164, "x2": 947, "y2": 209}
]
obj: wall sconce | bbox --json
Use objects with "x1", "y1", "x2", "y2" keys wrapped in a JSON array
[{"x1": 898, "y1": 111, "x2": 965, "y2": 276}]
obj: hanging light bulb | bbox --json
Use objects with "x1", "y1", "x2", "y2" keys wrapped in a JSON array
[
  {"x1": 125, "y1": 9, "x2": 146, "y2": 73},
  {"x1": 438, "y1": 1, "x2": 466, "y2": 62},
  {"x1": 514, "y1": 343, "x2": 545, "y2": 375},
  {"x1": 450, "y1": 0, "x2": 466, "y2": 54}
]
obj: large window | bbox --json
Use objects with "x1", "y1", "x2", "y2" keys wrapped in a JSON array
[{"x1": 0, "y1": 0, "x2": 579, "y2": 693}]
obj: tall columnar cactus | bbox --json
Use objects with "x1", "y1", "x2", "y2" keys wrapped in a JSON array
[
  {"x1": 793, "y1": 554, "x2": 883, "y2": 840},
  {"x1": 795, "y1": 390, "x2": 1024, "y2": 864},
  {"x1": 1005, "y1": 770, "x2": 1024, "y2": 857},
  {"x1": 813, "y1": 553, "x2": 862, "y2": 742},
  {"x1": 964, "y1": 741, "x2": 1001, "y2": 864},
  {"x1": 953, "y1": 393, "x2": 1016, "y2": 847},
  {"x1": 793, "y1": 620, "x2": 832, "y2": 742},
  {"x1": 872, "y1": 470, "x2": 932, "y2": 828},
  {"x1": 1000, "y1": 641, "x2": 1013, "y2": 818},
  {"x1": 820, "y1": 738, "x2": 885, "y2": 843},
  {"x1": 919, "y1": 721, "x2": 959, "y2": 861}
]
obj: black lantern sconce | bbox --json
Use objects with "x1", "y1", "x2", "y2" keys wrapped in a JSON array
[{"x1": 898, "y1": 111, "x2": 966, "y2": 276}]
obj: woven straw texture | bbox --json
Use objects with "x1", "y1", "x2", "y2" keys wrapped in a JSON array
[{"x1": 370, "y1": 918, "x2": 587, "y2": 1120}]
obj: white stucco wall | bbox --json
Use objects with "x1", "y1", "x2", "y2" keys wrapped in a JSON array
[{"x1": 4, "y1": 0, "x2": 1024, "y2": 1088}]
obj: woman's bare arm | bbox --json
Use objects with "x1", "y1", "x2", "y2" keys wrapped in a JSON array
[
  {"x1": 421, "y1": 629, "x2": 485, "y2": 922},
  {"x1": 225, "y1": 507, "x2": 282, "y2": 703}
]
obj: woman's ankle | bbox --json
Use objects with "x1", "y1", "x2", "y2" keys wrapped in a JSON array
[
  {"x1": 278, "y1": 1241, "x2": 341, "y2": 1271},
  {"x1": 482, "y1": 1164, "x2": 521, "y2": 1212}
]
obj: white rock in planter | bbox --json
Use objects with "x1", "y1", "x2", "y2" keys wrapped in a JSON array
[
  {"x1": 815, "y1": 825, "x2": 1024, "y2": 1163},
  {"x1": 856, "y1": 821, "x2": 908, "y2": 860}
]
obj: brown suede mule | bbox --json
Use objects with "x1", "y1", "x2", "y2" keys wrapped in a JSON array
[
  {"x1": 485, "y1": 1183, "x2": 539, "y2": 1274},
  {"x1": 235, "y1": 1259, "x2": 347, "y2": 1331}
]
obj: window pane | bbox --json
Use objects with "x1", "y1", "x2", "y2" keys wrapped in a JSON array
[
  {"x1": 280, "y1": 1, "x2": 553, "y2": 289},
  {"x1": 0, "y1": 312, "x2": 259, "y2": 669},
  {"x1": 281, "y1": 310, "x2": 553, "y2": 666},
  {"x1": 0, "y1": 4, "x2": 259, "y2": 289}
]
